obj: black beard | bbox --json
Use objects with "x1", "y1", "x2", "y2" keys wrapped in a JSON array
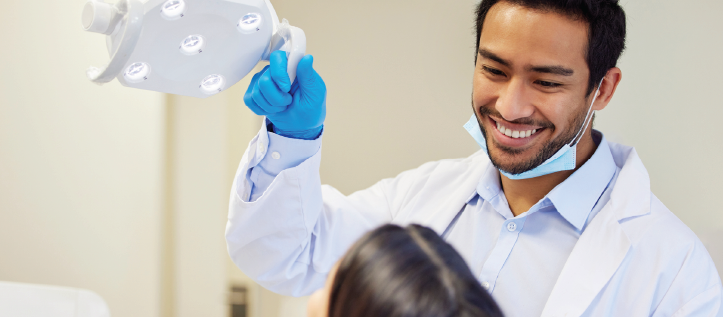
[{"x1": 476, "y1": 103, "x2": 589, "y2": 175}]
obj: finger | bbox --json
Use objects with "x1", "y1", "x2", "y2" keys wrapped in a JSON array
[
  {"x1": 244, "y1": 69, "x2": 268, "y2": 115},
  {"x1": 289, "y1": 78, "x2": 300, "y2": 95},
  {"x1": 295, "y1": 55, "x2": 325, "y2": 104},
  {"x1": 270, "y1": 50, "x2": 291, "y2": 92},
  {"x1": 252, "y1": 78, "x2": 286, "y2": 113},
  {"x1": 258, "y1": 69, "x2": 293, "y2": 106},
  {"x1": 244, "y1": 95, "x2": 266, "y2": 116},
  {"x1": 244, "y1": 66, "x2": 266, "y2": 96},
  {"x1": 295, "y1": 55, "x2": 321, "y2": 90}
]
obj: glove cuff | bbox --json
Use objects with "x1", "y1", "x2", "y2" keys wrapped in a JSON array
[{"x1": 268, "y1": 122, "x2": 323, "y2": 140}]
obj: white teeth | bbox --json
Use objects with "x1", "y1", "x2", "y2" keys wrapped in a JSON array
[{"x1": 495, "y1": 122, "x2": 540, "y2": 139}]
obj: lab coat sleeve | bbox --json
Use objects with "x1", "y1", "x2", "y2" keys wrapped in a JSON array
[
  {"x1": 650, "y1": 218, "x2": 723, "y2": 317},
  {"x1": 226, "y1": 122, "x2": 410, "y2": 296},
  {"x1": 669, "y1": 283, "x2": 722, "y2": 317}
]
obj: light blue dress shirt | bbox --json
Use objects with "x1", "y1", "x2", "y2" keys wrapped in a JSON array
[
  {"x1": 442, "y1": 130, "x2": 617, "y2": 316},
  {"x1": 247, "y1": 122, "x2": 322, "y2": 202},
  {"x1": 247, "y1": 125, "x2": 619, "y2": 317}
]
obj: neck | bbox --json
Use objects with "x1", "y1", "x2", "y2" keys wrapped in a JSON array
[{"x1": 500, "y1": 131, "x2": 598, "y2": 217}]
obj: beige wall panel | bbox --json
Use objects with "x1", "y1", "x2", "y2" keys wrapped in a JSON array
[
  {"x1": 168, "y1": 66, "x2": 263, "y2": 317},
  {"x1": 168, "y1": 93, "x2": 230, "y2": 317},
  {"x1": 0, "y1": 1, "x2": 165, "y2": 317}
]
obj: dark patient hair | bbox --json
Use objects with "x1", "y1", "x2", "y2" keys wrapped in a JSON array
[
  {"x1": 328, "y1": 224, "x2": 504, "y2": 317},
  {"x1": 475, "y1": 0, "x2": 626, "y2": 95}
]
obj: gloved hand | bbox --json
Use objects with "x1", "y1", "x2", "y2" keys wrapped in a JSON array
[{"x1": 243, "y1": 50, "x2": 327, "y2": 140}]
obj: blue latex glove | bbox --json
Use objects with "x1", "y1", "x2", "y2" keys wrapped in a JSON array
[{"x1": 243, "y1": 51, "x2": 327, "y2": 140}]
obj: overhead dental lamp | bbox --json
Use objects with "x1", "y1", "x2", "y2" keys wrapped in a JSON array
[{"x1": 81, "y1": 0, "x2": 306, "y2": 98}]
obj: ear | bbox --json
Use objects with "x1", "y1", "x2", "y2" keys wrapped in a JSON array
[{"x1": 592, "y1": 67, "x2": 622, "y2": 111}]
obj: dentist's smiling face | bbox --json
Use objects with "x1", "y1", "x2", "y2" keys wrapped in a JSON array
[{"x1": 473, "y1": 2, "x2": 596, "y2": 175}]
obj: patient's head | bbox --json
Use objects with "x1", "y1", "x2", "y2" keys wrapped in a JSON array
[{"x1": 307, "y1": 224, "x2": 504, "y2": 317}]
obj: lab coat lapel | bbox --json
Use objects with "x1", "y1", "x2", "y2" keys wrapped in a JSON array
[
  {"x1": 541, "y1": 145, "x2": 651, "y2": 317},
  {"x1": 403, "y1": 154, "x2": 488, "y2": 235},
  {"x1": 540, "y1": 202, "x2": 631, "y2": 317}
]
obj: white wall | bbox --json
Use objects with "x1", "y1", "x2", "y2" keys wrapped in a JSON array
[
  {"x1": 596, "y1": 0, "x2": 723, "y2": 233},
  {"x1": 0, "y1": 1, "x2": 165, "y2": 317}
]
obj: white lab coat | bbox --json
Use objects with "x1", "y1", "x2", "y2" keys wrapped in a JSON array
[{"x1": 226, "y1": 127, "x2": 723, "y2": 317}]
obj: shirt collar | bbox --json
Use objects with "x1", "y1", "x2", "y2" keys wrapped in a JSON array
[
  {"x1": 546, "y1": 130, "x2": 617, "y2": 231},
  {"x1": 471, "y1": 130, "x2": 617, "y2": 230},
  {"x1": 474, "y1": 163, "x2": 502, "y2": 203}
]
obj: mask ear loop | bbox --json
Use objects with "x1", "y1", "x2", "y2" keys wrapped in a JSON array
[{"x1": 570, "y1": 79, "x2": 604, "y2": 146}]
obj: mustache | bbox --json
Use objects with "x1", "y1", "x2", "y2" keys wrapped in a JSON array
[{"x1": 477, "y1": 106, "x2": 555, "y2": 129}]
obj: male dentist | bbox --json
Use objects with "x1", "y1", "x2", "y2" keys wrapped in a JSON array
[{"x1": 226, "y1": 0, "x2": 723, "y2": 316}]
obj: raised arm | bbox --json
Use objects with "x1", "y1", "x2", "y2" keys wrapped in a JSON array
[{"x1": 226, "y1": 52, "x2": 392, "y2": 296}]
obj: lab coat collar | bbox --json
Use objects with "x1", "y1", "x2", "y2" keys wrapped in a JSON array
[
  {"x1": 546, "y1": 131, "x2": 617, "y2": 231},
  {"x1": 607, "y1": 142, "x2": 652, "y2": 221},
  {"x1": 416, "y1": 154, "x2": 491, "y2": 235},
  {"x1": 541, "y1": 141, "x2": 652, "y2": 317}
]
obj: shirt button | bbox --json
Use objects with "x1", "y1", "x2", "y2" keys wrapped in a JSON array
[
  {"x1": 271, "y1": 151, "x2": 281, "y2": 160},
  {"x1": 482, "y1": 281, "x2": 490, "y2": 290},
  {"x1": 507, "y1": 222, "x2": 517, "y2": 232}
]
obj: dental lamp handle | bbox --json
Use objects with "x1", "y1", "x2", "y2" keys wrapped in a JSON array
[
  {"x1": 264, "y1": 20, "x2": 306, "y2": 84},
  {"x1": 283, "y1": 26, "x2": 306, "y2": 84}
]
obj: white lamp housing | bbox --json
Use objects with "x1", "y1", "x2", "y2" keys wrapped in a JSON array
[{"x1": 82, "y1": 0, "x2": 306, "y2": 98}]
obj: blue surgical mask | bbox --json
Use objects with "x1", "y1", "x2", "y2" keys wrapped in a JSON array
[{"x1": 464, "y1": 81, "x2": 602, "y2": 180}]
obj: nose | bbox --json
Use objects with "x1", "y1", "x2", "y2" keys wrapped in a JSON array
[{"x1": 495, "y1": 78, "x2": 535, "y2": 122}]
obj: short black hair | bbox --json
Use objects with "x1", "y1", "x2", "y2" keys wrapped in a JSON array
[
  {"x1": 475, "y1": 0, "x2": 626, "y2": 95},
  {"x1": 328, "y1": 224, "x2": 504, "y2": 317}
]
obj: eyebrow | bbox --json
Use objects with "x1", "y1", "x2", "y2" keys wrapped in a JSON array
[
  {"x1": 478, "y1": 48, "x2": 511, "y2": 67},
  {"x1": 527, "y1": 65, "x2": 574, "y2": 76},
  {"x1": 478, "y1": 48, "x2": 575, "y2": 76}
]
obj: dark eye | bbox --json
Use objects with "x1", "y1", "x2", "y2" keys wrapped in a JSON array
[
  {"x1": 483, "y1": 66, "x2": 506, "y2": 77},
  {"x1": 537, "y1": 80, "x2": 562, "y2": 88}
]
